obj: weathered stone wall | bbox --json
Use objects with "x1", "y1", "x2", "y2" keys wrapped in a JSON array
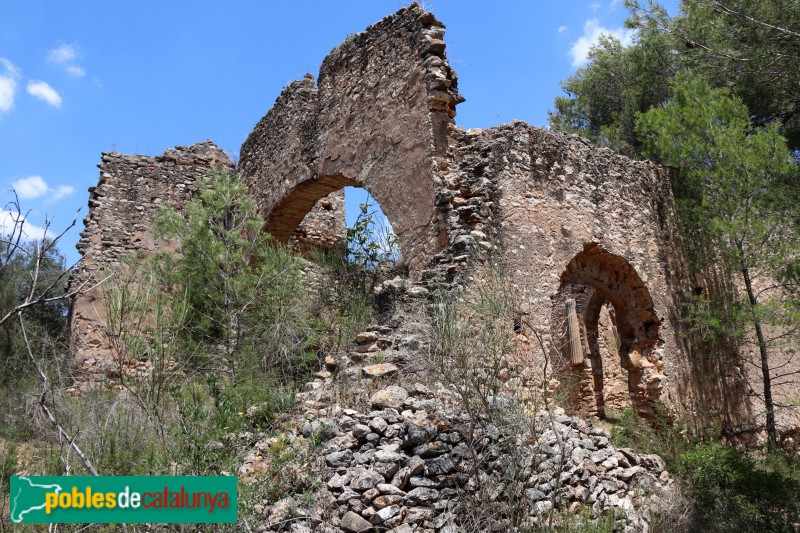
[
  {"x1": 68, "y1": 141, "x2": 234, "y2": 374},
  {"x1": 238, "y1": 5, "x2": 462, "y2": 272},
  {"x1": 291, "y1": 190, "x2": 346, "y2": 254},
  {"x1": 496, "y1": 124, "x2": 685, "y2": 414},
  {"x1": 435, "y1": 122, "x2": 691, "y2": 418},
  {"x1": 68, "y1": 3, "x2": 777, "y2": 427}
]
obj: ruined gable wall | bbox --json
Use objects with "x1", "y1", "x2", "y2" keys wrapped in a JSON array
[
  {"x1": 68, "y1": 142, "x2": 234, "y2": 376},
  {"x1": 238, "y1": 4, "x2": 461, "y2": 272}
]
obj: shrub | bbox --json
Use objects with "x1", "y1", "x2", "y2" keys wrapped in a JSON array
[
  {"x1": 151, "y1": 171, "x2": 323, "y2": 384},
  {"x1": 677, "y1": 443, "x2": 800, "y2": 532},
  {"x1": 310, "y1": 246, "x2": 376, "y2": 356},
  {"x1": 610, "y1": 407, "x2": 690, "y2": 467}
]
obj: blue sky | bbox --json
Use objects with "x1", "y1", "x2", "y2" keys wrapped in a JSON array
[{"x1": 0, "y1": 0, "x2": 676, "y2": 265}]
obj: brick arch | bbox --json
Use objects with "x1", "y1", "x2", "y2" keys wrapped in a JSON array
[
  {"x1": 264, "y1": 175, "x2": 358, "y2": 243},
  {"x1": 560, "y1": 243, "x2": 662, "y2": 351},
  {"x1": 551, "y1": 243, "x2": 665, "y2": 417}
]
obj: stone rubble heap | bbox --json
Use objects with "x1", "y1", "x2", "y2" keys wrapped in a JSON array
[{"x1": 239, "y1": 284, "x2": 672, "y2": 532}]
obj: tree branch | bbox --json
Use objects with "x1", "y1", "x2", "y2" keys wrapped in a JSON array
[{"x1": 19, "y1": 314, "x2": 99, "y2": 476}]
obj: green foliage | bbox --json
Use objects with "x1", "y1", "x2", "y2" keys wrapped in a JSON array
[
  {"x1": 658, "y1": 0, "x2": 800, "y2": 149},
  {"x1": 0, "y1": 231, "x2": 71, "y2": 450},
  {"x1": 79, "y1": 394, "x2": 164, "y2": 476},
  {"x1": 549, "y1": 28, "x2": 675, "y2": 156},
  {"x1": 0, "y1": 443, "x2": 17, "y2": 492},
  {"x1": 237, "y1": 433, "x2": 318, "y2": 514},
  {"x1": 345, "y1": 195, "x2": 399, "y2": 272},
  {"x1": 66, "y1": 171, "x2": 330, "y2": 481},
  {"x1": 313, "y1": 197, "x2": 400, "y2": 353},
  {"x1": 0, "y1": 177, "x2": 345, "y2": 529},
  {"x1": 636, "y1": 74, "x2": 794, "y2": 210},
  {"x1": 551, "y1": 4, "x2": 800, "y2": 442},
  {"x1": 0, "y1": 442, "x2": 20, "y2": 532},
  {"x1": 153, "y1": 171, "x2": 264, "y2": 340},
  {"x1": 677, "y1": 443, "x2": 800, "y2": 532},
  {"x1": 637, "y1": 74, "x2": 800, "y2": 442},
  {"x1": 167, "y1": 376, "x2": 284, "y2": 476},
  {"x1": 103, "y1": 258, "x2": 190, "y2": 407},
  {"x1": 683, "y1": 292, "x2": 746, "y2": 349},
  {"x1": 0, "y1": 238, "x2": 69, "y2": 379},
  {"x1": 610, "y1": 408, "x2": 691, "y2": 467},
  {"x1": 549, "y1": 507, "x2": 618, "y2": 533},
  {"x1": 552, "y1": 0, "x2": 800, "y2": 155},
  {"x1": 311, "y1": 233, "x2": 379, "y2": 356},
  {"x1": 636, "y1": 73, "x2": 797, "y2": 279},
  {"x1": 609, "y1": 407, "x2": 800, "y2": 531},
  {"x1": 152, "y1": 170, "x2": 321, "y2": 384}
]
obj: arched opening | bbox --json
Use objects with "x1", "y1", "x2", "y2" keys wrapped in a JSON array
[
  {"x1": 343, "y1": 186, "x2": 400, "y2": 268},
  {"x1": 264, "y1": 174, "x2": 357, "y2": 249},
  {"x1": 550, "y1": 243, "x2": 664, "y2": 419},
  {"x1": 262, "y1": 175, "x2": 401, "y2": 267}
]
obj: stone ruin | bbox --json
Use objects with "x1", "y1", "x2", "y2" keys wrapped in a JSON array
[{"x1": 68, "y1": 3, "x2": 772, "y2": 442}]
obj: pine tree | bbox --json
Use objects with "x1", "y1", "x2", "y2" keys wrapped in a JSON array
[{"x1": 637, "y1": 74, "x2": 800, "y2": 444}]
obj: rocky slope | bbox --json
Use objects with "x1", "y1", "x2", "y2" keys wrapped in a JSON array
[{"x1": 238, "y1": 280, "x2": 673, "y2": 532}]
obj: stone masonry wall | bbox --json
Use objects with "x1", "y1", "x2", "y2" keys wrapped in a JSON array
[
  {"x1": 68, "y1": 142, "x2": 347, "y2": 378},
  {"x1": 68, "y1": 141, "x2": 234, "y2": 376},
  {"x1": 68, "y1": 3, "x2": 771, "y2": 428},
  {"x1": 291, "y1": 190, "x2": 346, "y2": 254},
  {"x1": 238, "y1": 5, "x2": 462, "y2": 273},
  {"x1": 438, "y1": 122, "x2": 693, "y2": 419}
]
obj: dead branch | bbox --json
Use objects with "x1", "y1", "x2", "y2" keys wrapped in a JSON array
[{"x1": 18, "y1": 314, "x2": 99, "y2": 476}]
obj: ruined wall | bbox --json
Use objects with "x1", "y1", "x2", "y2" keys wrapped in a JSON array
[
  {"x1": 238, "y1": 5, "x2": 462, "y2": 272},
  {"x1": 68, "y1": 141, "x2": 348, "y2": 378},
  {"x1": 67, "y1": 4, "x2": 769, "y2": 426},
  {"x1": 437, "y1": 123, "x2": 696, "y2": 418},
  {"x1": 290, "y1": 190, "x2": 346, "y2": 253},
  {"x1": 68, "y1": 142, "x2": 234, "y2": 376}
]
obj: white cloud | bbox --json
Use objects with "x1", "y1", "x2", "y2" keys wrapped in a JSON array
[
  {"x1": 65, "y1": 65, "x2": 86, "y2": 78},
  {"x1": 26, "y1": 80, "x2": 62, "y2": 108},
  {"x1": 12, "y1": 176, "x2": 49, "y2": 199},
  {"x1": 11, "y1": 176, "x2": 75, "y2": 202},
  {"x1": 558, "y1": 25, "x2": 569, "y2": 33},
  {"x1": 570, "y1": 18, "x2": 635, "y2": 67},
  {"x1": 50, "y1": 185, "x2": 75, "y2": 202},
  {"x1": 0, "y1": 209, "x2": 47, "y2": 240},
  {"x1": 46, "y1": 44, "x2": 77, "y2": 65},
  {"x1": 589, "y1": 1, "x2": 602, "y2": 11},
  {"x1": 46, "y1": 43, "x2": 86, "y2": 78},
  {"x1": 0, "y1": 58, "x2": 21, "y2": 114}
]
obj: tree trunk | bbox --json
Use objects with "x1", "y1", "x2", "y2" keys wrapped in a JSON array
[{"x1": 741, "y1": 262, "x2": 777, "y2": 445}]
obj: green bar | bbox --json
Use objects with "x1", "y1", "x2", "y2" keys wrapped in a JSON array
[{"x1": 10, "y1": 476, "x2": 237, "y2": 524}]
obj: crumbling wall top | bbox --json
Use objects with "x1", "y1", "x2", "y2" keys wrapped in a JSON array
[
  {"x1": 68, "y1": 141, "x2": 234, "y2": 373},
  {"x1": 238, "y1": 4, "x2": 462, "y2": 272}
]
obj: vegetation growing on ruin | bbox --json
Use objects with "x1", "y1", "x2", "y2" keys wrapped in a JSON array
[
  {"x1": 611, "y1": 408, "x2": 800, "y2": 532},
  {"x1": 1, "y1": 1, "x2": 800, "y2": 530},
  {"x1": 2, "y1": 170, "x2": 800, "y2": 530},
  {"x1": 551, "y1": 0, "x2": 800, "y2": 448},
  {"x1": 0, "y1": 172, "x2": 386, "y2": 530},
  {"x1": 545, "y1": 1, "x2": 800, "y2": 525}
]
